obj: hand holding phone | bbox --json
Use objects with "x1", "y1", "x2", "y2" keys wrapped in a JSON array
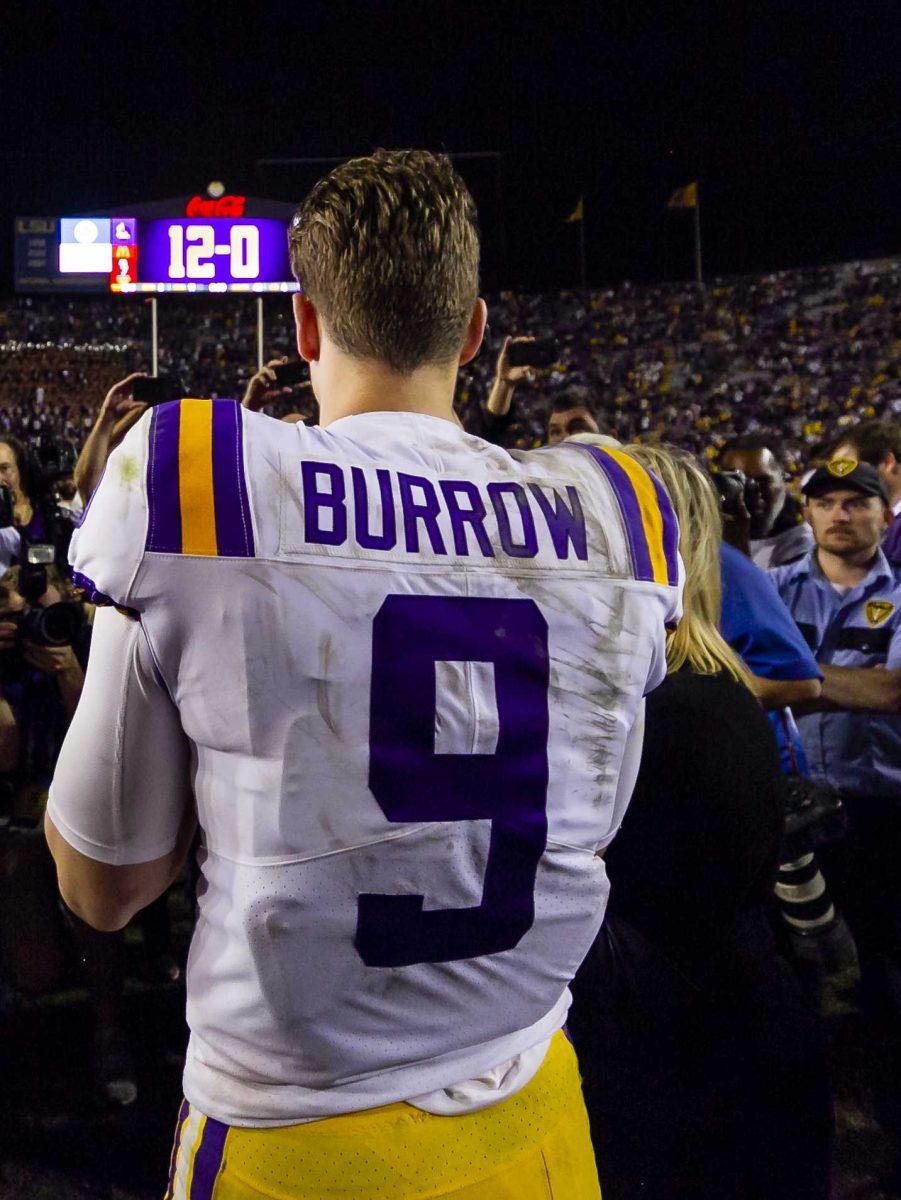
[
  {"x1": 506, "y1": 338, "x2": 557, "y2": 369},
  {"x1": 243, "y1": 358, "x2": 308, "y2": 412},
  {"x1": 271, "y1": 360, "x2": 307, "y2": 388},
  {"x1": 132, "y1": 375, "x2": 183, "y2": 407}
]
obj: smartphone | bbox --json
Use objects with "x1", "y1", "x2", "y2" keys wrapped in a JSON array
[
  {"x1": 271, "y1": 360, "x2": 308, "y2": 388},
  {"x1": 133, "y1": 375, "x2": 183, "y2": 406},
  {"x1": 507, "y1": 339, "x2": 558, "y2": 369}
]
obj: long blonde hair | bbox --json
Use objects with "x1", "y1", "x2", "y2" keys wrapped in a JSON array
[{"x1": 621, "y1": 443, "x2": 752, "y2": 687}]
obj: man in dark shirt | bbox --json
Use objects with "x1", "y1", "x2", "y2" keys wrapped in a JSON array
[{"x1": 721, "y1": 433, "x2": 813, "y2": 569}]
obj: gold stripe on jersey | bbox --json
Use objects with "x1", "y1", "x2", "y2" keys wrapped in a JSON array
[
  {"x1": 178, "y1": 399, "x2": 218, "y2": 556},
  {"x1": 600, "y1": 444, "x2": 671, "y2": 586}
]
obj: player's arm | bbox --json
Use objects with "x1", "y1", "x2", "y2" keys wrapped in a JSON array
[
  {"x1": 45, "y1": 606, "x2": 196, "y2": 932},
  {"x1": 46, "y1": 796, "x2": 196, "y2": 933}
]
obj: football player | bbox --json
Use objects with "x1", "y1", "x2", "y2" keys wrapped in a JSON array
[{"x1": 46, "y1": 149, "x2": 682, "y2": 1200}]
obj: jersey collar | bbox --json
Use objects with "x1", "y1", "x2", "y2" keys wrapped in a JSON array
[{"x1": 323, "y1": 411, "x2": 469, "y2": 441}]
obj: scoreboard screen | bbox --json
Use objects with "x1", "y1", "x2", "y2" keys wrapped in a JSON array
[{"x1": 14, "y1": 195, "x2": 300, "y2": 294}]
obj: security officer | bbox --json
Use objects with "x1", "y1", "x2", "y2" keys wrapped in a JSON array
[{"x1": 771, "y1": 457, "x2": 901, "y2": 1191}]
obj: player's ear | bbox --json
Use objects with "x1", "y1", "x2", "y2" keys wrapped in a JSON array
[
  {"x1": 293, "y1": 294, "x2": 321, "y2": 363},
  {"x1": 458, "y1": 299, "x2": 488, "y2": 367}
]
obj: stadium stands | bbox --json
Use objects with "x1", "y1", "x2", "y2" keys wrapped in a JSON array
[{"x1": 1, "y1": 256, "x2": 899, "y2": 462}]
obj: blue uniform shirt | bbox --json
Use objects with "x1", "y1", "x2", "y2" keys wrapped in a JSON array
[
  {"x1": 770, "y1": 548, "x2": 901, "y2": 799},
  {"x1": 720, "y1": 543, "x2": 820, "y2": 774},
  {"x1": 721, "y1": 543, "x2": 821, "y2": 681}
]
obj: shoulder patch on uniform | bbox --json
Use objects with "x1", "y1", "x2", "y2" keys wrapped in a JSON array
[
  {"x1": 827, "y1": 458, "x2": 858, "y2": 478},
  {"x1": 564, "y1": 442, "x2": 679, "y2": 585},
  {"x1": 865, "y1": 599, "x2": 895, "y2": 627},
  {"x1": 146, "y1": 399, "x2": 254, "y2": 557}
]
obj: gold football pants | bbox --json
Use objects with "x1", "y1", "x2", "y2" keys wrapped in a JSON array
[{"x1": 165, "y1": 1030, "x2": 601, "y2": 1199}]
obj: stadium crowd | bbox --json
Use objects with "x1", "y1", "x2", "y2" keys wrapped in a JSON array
[
  {"x1": 0, "y1": 249, "x2": 900, "y2": 1199},
  {"x1": 1, "y1": 253, "x2": 899, "y2": 462}
]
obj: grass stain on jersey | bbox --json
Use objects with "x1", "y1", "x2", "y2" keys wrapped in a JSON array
[{"x1": 117, "y1": 455, "x2": 140, "y2": 488}]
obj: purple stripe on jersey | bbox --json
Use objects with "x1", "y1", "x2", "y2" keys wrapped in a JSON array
[
  {"x1": 211, "y1": 400, "x2": 255, "y2": 556},
  {"x1": 649, "y1": 470, "x2": 680, "y2": 586},
  {"x1": 566, "y1": 443, "x2": 654, "y2": 582},
  {"x1": 165, "y1": 1099, "x2": 189, "y2": 1200},
  {"x1": 146, "y1": 402, "x2": 182, "y2": 553},
  {"x1": 189, "y1": 1114, "x2": 229, "y2": 1200},
  {"x1": 69, "y1": 570, "x2": 138, "y2": 617},
  {"x1": 76, "y1": 460, "x2": 108, "y2": 529}
]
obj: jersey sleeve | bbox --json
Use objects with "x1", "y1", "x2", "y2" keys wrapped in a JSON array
[
  {"x1": 47, "y1": 606, "x2": 193, "y2": 865},
  {"x1": 720, "y1": 544, "x2": 821, "y2": 681},
  {"x1": 68, "y1": 411, "x2": 152, "y2": 610}
]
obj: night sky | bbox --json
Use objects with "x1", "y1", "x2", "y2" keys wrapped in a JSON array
[{"x1": 3, "y1": 0, "x2": 900, "y2": 294}]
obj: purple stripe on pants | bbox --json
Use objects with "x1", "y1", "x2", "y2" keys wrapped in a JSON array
[
  {"x1": 566, "y1": 443, "x2": 654, "y2": 582},
  {"x1": 165, "y1": 1099, "x2": 190, "y2": 1200},
  {"x1": 146, "y1": 402, "x2": 182, "y2": 553},
  {"x1": 189, "y1": 1114, "x2": 229, "y2": 1200},
  {"x1": 649, "y1": 471, "x2": 680, "y2": 586},
  {"x1": 211, "y1": 400, "x2": 255, "y2": 556}
]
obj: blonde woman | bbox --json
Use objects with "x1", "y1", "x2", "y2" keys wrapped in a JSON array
[{"x1": 567, "y1": 444, "x2": 832, "y2": 1200}]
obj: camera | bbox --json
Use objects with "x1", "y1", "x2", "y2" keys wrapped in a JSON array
[
  {"x1": 711, "y1": 468, "x2": 760, "y2": 519},
  {"x1": 782, "y1": 773, "x2": 846, "y2": 851}
]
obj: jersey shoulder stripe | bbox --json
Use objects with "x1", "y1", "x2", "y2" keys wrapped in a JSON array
[
  {"x1": 564, "y1": 442, "x2": 679, "y2": 586},
  {"x1": 146, "y1": 399, "x2": 254, "y2": 558}
]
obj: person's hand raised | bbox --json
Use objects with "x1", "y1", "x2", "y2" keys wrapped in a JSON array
[
  {"x1": 495, "y1": 337, "x2": 537, "y2": 387},
  {"x1": 242, "y1": 358, "x2": 305, "y2": 412},
  {"x1": 99, "y1": 373, "x2": 148, "y2": 428}
]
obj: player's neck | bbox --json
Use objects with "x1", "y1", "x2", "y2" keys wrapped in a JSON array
[{"x1": 316, "y1": 357, "x2": 459, "y2": 428}]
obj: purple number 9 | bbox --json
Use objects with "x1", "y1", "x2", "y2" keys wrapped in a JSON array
[{"x1": 355, "y1": 595, "x2": 550, "y2": 967}]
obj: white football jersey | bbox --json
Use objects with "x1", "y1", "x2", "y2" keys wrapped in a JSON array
[{"x1": 49, "y1": 401, "x2": 682, "y2": 1126}]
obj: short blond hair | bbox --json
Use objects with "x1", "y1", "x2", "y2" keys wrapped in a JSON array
[
  {"x1": 288, "y1": 149, "x2": 480, "y2": 374},
  {"x1": 622, "y1": 443, "x2": 752, "y2": 687}
]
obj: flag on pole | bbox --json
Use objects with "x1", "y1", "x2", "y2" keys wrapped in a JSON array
[
  {"x1": 564, "y1": 197, "x2": 584, "y2": 223},
  {"x1": 666, "y1": 182, "x2": 698, "y2": 209}
]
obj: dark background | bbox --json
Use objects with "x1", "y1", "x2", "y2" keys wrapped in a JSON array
[{"x1": 2, "y1": 0, "x2": 900, "y2": 294}]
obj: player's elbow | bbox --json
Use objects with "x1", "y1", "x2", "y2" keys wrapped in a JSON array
[{"x1": 62, "y1": 890, "x2": 132, "y2": 933}]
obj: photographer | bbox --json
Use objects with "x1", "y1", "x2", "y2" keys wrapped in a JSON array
[
  {"x1": 0, "y1": 567, "x2": 143, "y2": 1107},
  {"x1": 0, "y1": 437, "x2": 40, "y2": 537},
  {"x1": 720, "y1": 433, "x2": 813, "y2": 569}
]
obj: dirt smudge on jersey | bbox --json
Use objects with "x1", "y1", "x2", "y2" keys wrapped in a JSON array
[{"x1": 316, "y1": 632, "x2": 339, "y2": 737}]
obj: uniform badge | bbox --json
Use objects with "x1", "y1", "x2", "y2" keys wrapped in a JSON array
[
  {"x1": 865, "y1": 600, "x2": 895, "y2": 627},
  {"x1": 826, "y1": 458, "x2": 858, "y2": 477}
]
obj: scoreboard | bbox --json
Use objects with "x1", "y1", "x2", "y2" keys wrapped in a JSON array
[{"x1": 14, "y1": 194, "x2": 299, "y2": 294}]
